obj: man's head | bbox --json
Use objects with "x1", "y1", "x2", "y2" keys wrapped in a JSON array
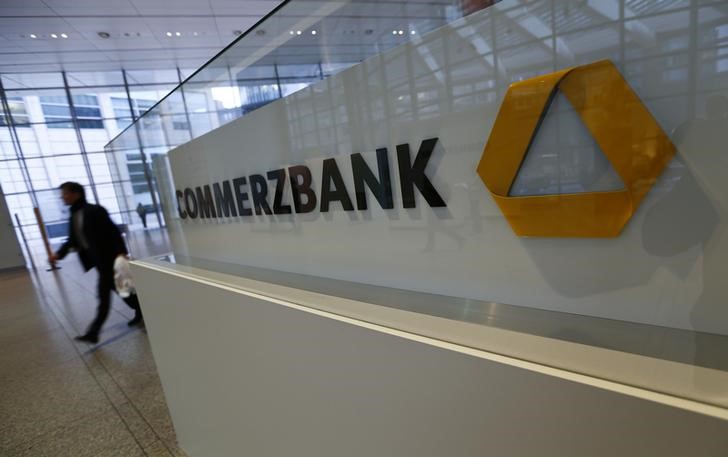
[{"x1": 59, "y1": 181, "x2": 85, "y2": 206}]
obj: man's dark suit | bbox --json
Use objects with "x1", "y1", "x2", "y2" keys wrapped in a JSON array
[{"x1": 56, "y1": 199, "x2": 141, "y2": 338}]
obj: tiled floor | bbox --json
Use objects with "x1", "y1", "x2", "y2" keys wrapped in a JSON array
[{"x1": 0, "y1": 229, "x2": 186, "y2": 456}]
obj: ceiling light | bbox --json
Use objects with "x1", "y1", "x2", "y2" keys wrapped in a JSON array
[
  {"x1": 392, "y1": 30, "x2": 397, "y2": 35},
  {"x1": 97, "y1": 31, "x2": 111, "y2": 39},
  {"x1": 166, "y1": 32, "x2": 172, "y2": 37},
  {"x1": 311, "y1": 30, "x2": 317, "y2": 35},
  {"x1": 61, "y1": 33, "x2": 68, "y2": 38},
  {"x1": 175, "y1": 32, "x2": 181, "y2": 37},
  {"x1": 410, "y1": 30, "x2": 416, "y2": 35},
  {"x1": 289, "y1": 30, "x2": 294, "y2": 35},
  {"x1": 193, "y1": 32, "x2": 199, "y2": 36},
  {"x1": 29, "y1": 34, "x2": 37, "y2": 39},
  {"x1": 51, "y1": 33, "x2": 58, "y2": 39},
  {"x1": 398, "y1": 30, "x2": 404, "y2": 35},
  {"x1": 296, "y1": 30, "x2": 302, "y2": 35}
]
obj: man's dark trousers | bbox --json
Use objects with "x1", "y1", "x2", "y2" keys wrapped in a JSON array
[{"x1": 87, "y1": 259, "x2": 141, "y2": 337}]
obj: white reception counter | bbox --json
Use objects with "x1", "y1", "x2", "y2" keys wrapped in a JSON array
[{"x1": 132, "y1": 257, "x2": 728, "y2": 457}]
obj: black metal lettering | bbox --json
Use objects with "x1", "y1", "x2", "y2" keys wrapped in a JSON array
[
  {"x1": 320, "y1": 158, "x2": 354, "y2": 212},
  {"x1": 249, "y1": 174, "x2": 273, "y2": 215},
  {"x1": 195, "y1": 185, "x2": 217, "y2": 218},
  {"x1": 184, "y1": 188, "x2": 198, "y2": 219},
  {"x1": 351, "y1": 148, "x2": 393, "y2": 210},
  {"x1": 267, "y1": 169, "x2": 292, "y2": 215},
  {"x1": 233, "y1": 177, "x2": 253, "y2": 216},
  {"x1": 288, "y1": 165, "x2": 317, "y2": 213},
  {"x1": 213, "y1": 181, "x2": 237, "y2": 218},
  {"x1": 396, "y1": 138, "x2": 446, "y2": 208},
  {"x1": 175, "y1": 190, "x2": 187, "y2": 219}
]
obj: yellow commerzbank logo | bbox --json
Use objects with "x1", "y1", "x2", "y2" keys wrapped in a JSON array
[{"x1": 477, "y1": 60, "x2": 675, "y2": 238}]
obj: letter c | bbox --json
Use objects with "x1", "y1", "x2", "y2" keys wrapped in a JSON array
[{"x1": 176, "y1": 190, "x2": 188, "y2": 219}]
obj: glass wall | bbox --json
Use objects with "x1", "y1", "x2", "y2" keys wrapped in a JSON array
[
  {"x1": 0, "y1": 69, "x2": 187, "y2": 266},
  {"x1": 1, "y1": 0, "x2": 499, "y2": 268},
  {"x1": 102, "y1": 0, "x2": 495, "y2": 247},
  {"x1": 0, "y1": 64, "x2": 361, "y2": 267}
]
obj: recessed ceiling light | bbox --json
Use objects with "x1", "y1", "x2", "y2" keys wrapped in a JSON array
[
  {"x1": 29, "y1": 34, "x2": 37, "y2": 39},
  {"x1": 410, "y1": 30, "x2": 416, "y2": 35},
  {"x1": 289, "y1": 30, "x2": 294, "y2": 35},
  {"x1": 193, "y1": 31, "x2": 199, "y2": 36},
  {"x1": 61, "y1": 33, "x2": 68, "y2": 38},
  {"x1": 398, "y1": 30, "x2": 404, "y2": 35},
  {"x1": 166, "y1": 32, "x2": 172, "y2": 37},
  {"x1": 175, "y1": 32, "x2": 181, "y2": 37},
  {"x1": 97, "y1": 31, "x2": 110, "y2": 39},
  {"x1": 51, "y1": 33, "x2": 58, "y2": 39},
  {"x1": 296, "y1": 30, "x2": 302, "y2": 35},
  {"x1": 392, "y1": 30, "x2": 397, "y2": 35},
  {"x1": 311, "y1": 30, "x2": 317, "y2": 35}
]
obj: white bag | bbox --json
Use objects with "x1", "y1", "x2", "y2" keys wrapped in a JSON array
[{"x1": 114, "y1": 256, "x2": 135, "y2": 298}]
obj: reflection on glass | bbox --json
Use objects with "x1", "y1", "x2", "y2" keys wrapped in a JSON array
[{"x1": 511, "y1": 92, "x2": 624, "y2": 196}]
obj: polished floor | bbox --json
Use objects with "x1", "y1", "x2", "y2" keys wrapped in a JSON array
[{"x1": 0, "y1": 229, "x2": 186, "y2": 456}]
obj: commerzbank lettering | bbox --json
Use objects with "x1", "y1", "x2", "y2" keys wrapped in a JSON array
[{"x1": 175, "y1": 138, "x2": 446, "y2": 220}]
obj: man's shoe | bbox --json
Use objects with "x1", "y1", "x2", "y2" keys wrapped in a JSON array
[
  {"x1": 127, "y1": 314, "x2": 144, "y2": 327},
  {"x1": 74, "y1": 333, "x2": 99, "y2": 344}
]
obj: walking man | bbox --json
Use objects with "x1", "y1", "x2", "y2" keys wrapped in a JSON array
[
  {"x1": 136, "y1": 202, "x2": 148, "y2": 229},
  {"x1": 49, "y1": 182, "x2": 143, "y2": 343}
]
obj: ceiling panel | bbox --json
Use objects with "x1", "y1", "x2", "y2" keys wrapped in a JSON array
[
  {"x1": 11, "y1": 39, "x2": 98, "y2": 52},
  {"x1": 1, "y1": 0, "x2": 48, "y2": 6},
  {"x1": 130, "y1": 6, "x2": 216, "y2": 16},
  {"x1": 62, "y1": 16, "x2": 156, "y2": 33},
  {"x1": 41, "y1": 0, "x2": 139, "y2": 15},
  {"x1": 127, "y1": 0, "x2": 212, "y2": 15},
  {"x1": 0, "y1": 7, "x2": 57, "y2": 16},
  {"x1": 46, "y1": 51, "x2": 114, "y2": 63},
  {"x1": 48, "y1": 6, "x2": 141, "y2": 16},
  {"x1": 141, "y1": 16, "x2": 220, "y2": 35},
  {"x1": 0, "y1": 45, "x2": 29, "y2": 55},
  {"x1": 210, "y1": 0, "x2": 281, "y2": 17},
  {"x1": 0, "y1": 0, "x2": 283, "y2": 74},
  {"x1": 0, "y1": 0, "x2": 460, "y2": 75},
  {"x1": 72, "y1": 39, "x2": 165, "y2": 52},
  {"x1": 213, "y1": 16, "x2": 267, "y2": 32},
  {"x1": 41, "y1": 0, "x2": 131, "y2": 6},
  {"x1": 0, "y1": 17, "x2": 70, "y2": 34}
]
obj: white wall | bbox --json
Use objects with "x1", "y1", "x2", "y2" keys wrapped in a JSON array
[{"x1": 0, "y1": 186, "x2": 25, "y2": 270}]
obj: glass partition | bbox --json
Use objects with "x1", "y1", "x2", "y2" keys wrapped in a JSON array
[
  {"x1": 105, "y1": 0, "x2": 490, "y2": 227},
  {"x1": 103, "y1": 0, "x2": 728, "y2": 411}
]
